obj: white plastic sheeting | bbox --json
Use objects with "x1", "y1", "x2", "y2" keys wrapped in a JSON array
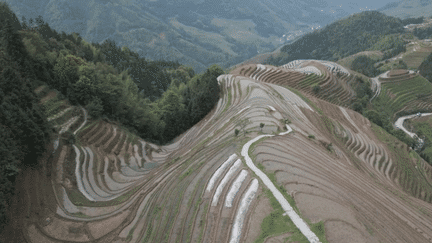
[
  {"x1": 229, "y1": 179, "x2": 259, "y2": 243},
  {"x1": 236, "y1": 106, "x2": 251, "y2": 115},
  {"x1": 59, "y1": 186, "x2": 80, "y2": 213},
  {"x1": 84, "y1": 147, "x2": 117, "y2": 199},
  {"x1": 206, "y1": 154, "x2": 238, "y2": 192},
  {"x1": 225, "y1": 170, "x2": 248, "y2": 207},
  {"x1": 103, "y1": 157, "x2": 133, "y2": 191},
  {"x1": 212, "y1": 159, "x2": 242, "y2": 206},
  {"x1": 73, "y1": 145, "x2": 96, "y2": 202},
  {"x1": 267, "y1": 105, "x2": 276, "y2": 111},
  {"x1": 240, "y1": 131, "x2": 321, "y2": 243}
]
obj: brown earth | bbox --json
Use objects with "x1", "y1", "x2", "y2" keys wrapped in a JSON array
[{"x1": 3, "y1": 63, "x2": 432, "y2": 243}]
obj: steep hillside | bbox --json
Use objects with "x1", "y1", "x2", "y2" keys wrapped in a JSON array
[
  {"x1": 4, "y1": 59, "x2": 432, "y2": 242},
  {"x1": 337, "y1": 50, "x2": 384, "y2": 70},
  {"x1": 264, "y1": 11, "x2": 410, "y2": 67},
  {"x1": 419, "y1": 49, "x2": 432, "y2": 82}
]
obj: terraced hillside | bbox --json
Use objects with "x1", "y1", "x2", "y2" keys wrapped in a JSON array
[
  {"x1": 6, "y1": 63, "x2": 432, "y2": 243},
  {"x1": 232, "y1": 61, "x2": 359, "y2": 108},
  {"x1": 373, "y1": 71, "x2": 432, "y2": 119},
  {"x1": 401, "y1": 40, "x2": 432, "y2": 69}
]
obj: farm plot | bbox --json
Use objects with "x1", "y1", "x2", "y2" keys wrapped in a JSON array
[
  {"x1": 283, "y1": 59, "x2": 350, "y2": 76},
  {"x1": 15, "y1": 66, "x2": 432, "y2": 243},
  {"x1": 374, "y1": 75, "x2": 432, "y2": 119},
  {"x1": 235, "y1": 62, "x2": 356, "y2": 108}
]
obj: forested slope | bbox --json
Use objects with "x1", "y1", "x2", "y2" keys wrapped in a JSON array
[
  {"x1": 0, "y1": 3, "x2": 53, "y2": 228},
  {"x1": 0, "y1": 2, "x2": 223, "y2": 233},
  {"x1": 264, "y1": 11, "x2": 407, "y2": 66}
]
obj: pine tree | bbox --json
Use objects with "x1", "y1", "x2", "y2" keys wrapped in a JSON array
[{"x1": 21, "y1": 16, "x2": 27, "y2": 29}]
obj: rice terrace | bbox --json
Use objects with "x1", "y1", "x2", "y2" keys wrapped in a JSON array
[
  {"x1": 6, "y1": 58, "x2": 432, "y2": 243},
  {"x1": 2, "y1": 1, "x2": 432, "y2": 243}
]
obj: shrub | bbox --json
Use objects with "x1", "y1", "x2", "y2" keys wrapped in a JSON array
[
  {"x1": 351, "y1": 55, "x2": 379, "y2": 77},
  {"x1": 312, "y1": 84, "x2": 321, "y2": 94},
  {"x1": 281, "y1": 118, "x2": 291, "y2": 124},
  {"x1": 64, "y1": 130, "x2": 76, "y2": 144},
  {"x1": 352, "y1": 102, "x2": 363, "y2": 113},
  {"x1": 235, "y1": 129, "x2": 240, "y2": 136},
  {"x1": 327, "y1": 143, "x2": 333, "y2": 152},
  {"x1": 308, "y1": 135, "x2": 315, "y2": 139},
  {"x1": 364, "y1": 110, "x2": 384, "y2": 126},
  {"x1": 260, "y1": 123, "x2": 265, "y2": 132},
  {"x1": 86, "y1": 98, "x2": 104, "y2": 118}
]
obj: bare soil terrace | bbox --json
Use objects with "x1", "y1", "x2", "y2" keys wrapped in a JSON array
[{"x1": 3, "y1": 62, "x2": 432, "y2": 243}]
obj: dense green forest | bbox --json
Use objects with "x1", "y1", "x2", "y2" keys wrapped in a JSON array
[
  {"x1": 0, "y1": 3, "x2": 53, "y2": 230},
  {"x1": 413, "y1": 26, "x2": 432, "y2": 40},
  {"x1": 401, "y1": 16, "x2": 424, "y2": 26},
  {"x1": 264, "y1": 11, "x2": 407, "y2": 66},
  {"x1": 0, "y1": 2, "x2": 223, "y2": 232}
]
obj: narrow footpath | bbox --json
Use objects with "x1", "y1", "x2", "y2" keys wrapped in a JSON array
[
  {"x1": 370, "y1": 71, "x2": 389, "y2": 102},
  {"x1": 240, "y1": 124, "x2": 321, "y2": 243}
]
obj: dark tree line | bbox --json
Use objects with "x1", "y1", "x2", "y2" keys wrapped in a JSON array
[
  {"x1": 0, "y1": 2, "x2": 53, "y2": 232},
  {"x1": 413, "y1": 26, "x2": 432, "y2": 40},
  {"x1": 418, "y1": 51, "x2": 432, "y2": 83},
  {"x1": 402, "y1": 16, "x2": 424, "y2": 26}
]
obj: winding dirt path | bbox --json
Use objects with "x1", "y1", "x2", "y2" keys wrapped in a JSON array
[{"x1": 240, "y1": 127, "x2": 321, "y2": 243}]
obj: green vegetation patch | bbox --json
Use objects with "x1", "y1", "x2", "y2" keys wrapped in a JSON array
[
  {"x1": 299, "y1": 74, "x2": 322, "y2": 88},
  {"x1": 248, "y1": 135, "x2": 329, "y2": 242},
  {"x1": 405, "y1": 117, "x2": 432, "y2": 165},
  {"x1": 371, "y1": 123, "x2": 432, "y2": 201},
  {"x1": 373, "y1": 76, "x2": 432, "y2": 119},
  {"x1": 254, "y1": 189, "x2": 328, "y2": 243}
]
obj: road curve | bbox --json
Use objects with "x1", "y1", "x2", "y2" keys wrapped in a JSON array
[
  {"x1": 395, "y1": 113, "x2": 432, "y2": 138},
  {"x1": 394, "y1": 113, "x2": 432, "y2": 149},
  {"x1": 240, "y1": 125, "x2": 321, "y2": 243}
]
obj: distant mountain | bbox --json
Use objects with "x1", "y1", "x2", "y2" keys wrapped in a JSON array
[
  {"x1": 379, "y1": 0, "x2": 432, "y2": 19},
  {"x1": 263, "y1": 11, "x2": 406, "y2": 67},
  {"x1": 4, "y1": 0, "x2": 390, "y2": 73}
]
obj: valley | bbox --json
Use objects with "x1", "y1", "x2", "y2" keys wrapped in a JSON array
[
  {"x1": 6, "y1": 55, "x2": 432, "y2": 242},
  {"x1": 2, "y1": 2, "x2": 432, "y2": 243}
]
